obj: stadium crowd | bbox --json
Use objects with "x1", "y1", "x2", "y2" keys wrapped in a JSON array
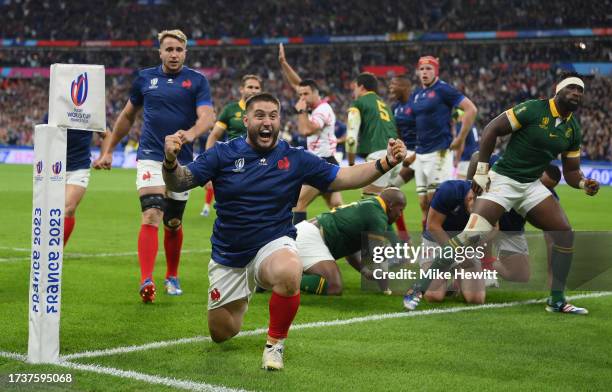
[
  {"x1": 1, "y1": 0, "x2": 609, "y2": 40},
  {"x1": 1, "y1": 42, "x2": 611, "y2": 161}
]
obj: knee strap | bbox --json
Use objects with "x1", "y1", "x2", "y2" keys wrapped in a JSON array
[
  {"x1": 140, "y1": 194, "x2": 165, "y2": 212},
  {"x1": 163, "y1": 198, "x2": 187, "y2": 229}
]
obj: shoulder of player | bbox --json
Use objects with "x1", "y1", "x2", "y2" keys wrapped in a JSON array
[{"x1": 181, "y1": 66, "x2": 208, "y2": 79}]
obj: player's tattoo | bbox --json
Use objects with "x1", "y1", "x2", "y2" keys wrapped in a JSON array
[{"x1": 163, "y1": 165, "x2": 197, "y2": 192}]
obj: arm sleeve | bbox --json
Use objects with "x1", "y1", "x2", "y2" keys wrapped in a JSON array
[
  {"x1": 185, "y1": 145, "x2": 221, "y2": 186},
  {"x1": 196, "y1": 75, "x2": 213, "y2": 107},
  {"x1": 440, "y1": 83, "x2": 465, "y2": 108},
  {"x1": 215, "y1": 105, "x2": 231, "y2": 129},
  {"x1": 129, "y1": 74, "x2": 144, "y2": 107},
  {"x1": 563, "y1": 122, "x2": 581, "y2": 158},
  {"x1": 505, "y1": 100, "x2": 537, "y2": 131},
  {"x1": 301, "y1": 150, "x2": 340, "y2": 191}
]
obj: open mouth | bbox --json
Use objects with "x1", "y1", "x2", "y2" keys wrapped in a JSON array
[{"x1": 259, "y1": 129, "x2": 273, "y2": 142}]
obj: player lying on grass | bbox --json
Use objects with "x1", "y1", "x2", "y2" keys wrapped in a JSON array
[
  {"x1": 161, "y1": 93, "x2": 407, "y2": 370},
  {"x1": 296, "y1": 187, "x2": 406, "y2": 295},
  {"x1": 404, "y1": 73, "x2": 599, "y2": 315}
]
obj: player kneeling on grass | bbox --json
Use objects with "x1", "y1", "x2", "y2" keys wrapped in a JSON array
[
  {"x1": 296, "y1": 188, "x2": 406, "y2": 295},
  {"x1": 404, "y1": 73, "x2": 599, "y2": 315},
  {"x1": 161, "y1": 93, "x2": 407, "y2": 370}
]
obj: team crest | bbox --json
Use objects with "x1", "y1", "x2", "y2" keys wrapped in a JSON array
[
  {"x1": 210, "y1": 288, "x2": 221, "y2": 302},
  {"x1": 539, "y1": 117, "x2": 550, "y2": 129},
  {"x1": 277, "y1": 157, "x2": 290, "y2": 170},
  {"x1": 181, "y1": 79, "x2": 192, "y2": 89},
  {"x1": 235, "y1": 112, "x2": 242, "y2": 118},
  {"x1": 232, "y1": 157, "x2": 245, "y2": 173},
  {"x1": 142, "y1": 171, "x2": 151, "y2": 181}
]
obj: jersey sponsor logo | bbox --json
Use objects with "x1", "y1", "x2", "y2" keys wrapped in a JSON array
[
  {"x1": 210, "y1": 288, "x2": 221, "y2": 302},
  {"x1": 70, "y1": 72, "x2": 88, "y2": 107},
  {"x1": 51, "y1": 161, "x2": 62, "y2": 175},
  {"x1": 539, "y1": 117, "x2": 550, "y2": 129},
  {"x1": 142, "y1": 171, "x2": 151, "y2": 181},
  {"x1": 149, "y1": 78, "x2": 158, "y2": 89},
  {"x1": 277, "y1": 157, "x2": 290, "y2": 170},
  {"x1": 181, "y1": 79, "x2": 192, "y2": 89},
  {"x1": 232, "y1": 157, "x2": 245, "y2": 173}
]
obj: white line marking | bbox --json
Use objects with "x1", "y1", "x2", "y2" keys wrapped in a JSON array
[
  {"x1": 62, "y1": 291, "x2": 611, "y2": 360},
  {"x1": 0, "y1": 249, "x2": 212, "y2": 263},
  {"x1": 0, "y1": 352, "x2": 249, "y2": 392}
]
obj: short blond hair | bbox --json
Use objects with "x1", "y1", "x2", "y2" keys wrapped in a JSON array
[{"x1": 157, "y1": 29, "x2": 187, "y2": 45}]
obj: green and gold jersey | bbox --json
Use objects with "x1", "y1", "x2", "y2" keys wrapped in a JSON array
[
  {"x1": 349, "y1": 92, "x2": 397, "y2": 155},
  {"x1": 215, "y1": 100, "x2": 247, "y2": 140},
  {"x1": 494, "y1": 98, "x2": 581, "y2": 183},
  {"x1": 317, "y1": 196, "x2": 392, "y2": 260}
]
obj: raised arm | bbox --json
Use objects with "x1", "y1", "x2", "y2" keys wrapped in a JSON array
[
  {"x1": 278, "y1": 43, "x2": 302, "y2": 91},
  {"x1": 161, "y1": 134, "x2": 199, "y2": 192}
]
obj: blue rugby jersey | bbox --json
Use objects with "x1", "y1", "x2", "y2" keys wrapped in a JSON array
[
  {"x1": 187, "y1": 138, "x2": 339, "y2": 267},
  {"x1": 130, "y1": 65, "x2": 212, "y2": 165},
  {"x1": 392, "y1": 100, "x2": 417, "y2": 151},
  {"x1": 423, "y1": 180, "x2": 471, "y2": 242},
  {"x1": 409, "y1": 79, "x2": 465, "y2": 154},
  {"x1": 43, "y1": 113, "x2": 92, "y2": 171}
]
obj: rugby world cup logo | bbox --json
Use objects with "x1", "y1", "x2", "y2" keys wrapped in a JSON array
[
  {"x1": 36, "y1": 160, "x2": 43, "y2": 174},
  {"x1": 70, "y1": 72, "x2": 88, "y2": 107},
  {"x1": 52, "y1": 161, "x2": 62, "y2": 175}
]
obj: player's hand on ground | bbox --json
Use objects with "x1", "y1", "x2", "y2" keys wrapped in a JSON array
[
  {"x1": 449, "y1": 136, "x2": 465, "y2": 151},
  {"x1": 581, "y1": 178, "x2": 599, "y2": 196},
  {"x1": 360, "y1": 267, "x2": 375, "y2": 280},
  {"x1": 278, "y1": 43, "x2": 286, "y2": 63},
  {"x1": 175, "y1": 129, "x2": 195, "y2": 144},
  {"x1": 294, "y1": 97, "x2": 307, "y2": 113},
  {"x1": 164, "y1": 134, "x2": 183, "y2": 162},
  {"x1": 386, "y1": 138, "x2": 407, "y2": 166},
  {"x1": 92, "y1": 152, "x2": 113, "y2": 170},
  {"x1": 472, "y1": 162, "x2": 490, "y2": 195}
]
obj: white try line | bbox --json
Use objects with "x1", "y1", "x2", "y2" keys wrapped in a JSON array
[
  {"x1": 0, "y1": 352, "x2": 249, "y2": 392},
  {"x1": 61, "y1": 291, "x2": 612, "y2": 361},
  {"x1": 0, "y1": 249, "x2": 212, "y2": 263}
]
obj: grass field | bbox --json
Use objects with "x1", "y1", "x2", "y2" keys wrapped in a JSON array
[{"x1": 1, "y1": 163, "x2": 611, "y2": 391}]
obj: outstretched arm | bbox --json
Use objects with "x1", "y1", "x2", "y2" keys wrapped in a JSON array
[{"x1": 329, "y1": 139, "x2": 406, "y2": 191}]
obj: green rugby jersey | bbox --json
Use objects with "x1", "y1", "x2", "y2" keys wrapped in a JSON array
[
  {"x1": 316, "y1": 196, "x2": 392, "y2": 260},
  {"x1": 349, "y1": 92, "x2": 397, "y2": 155},
  {"x1": 493, "y1": 99, "x2": 581, "y2": 183},
  {"x1": 216, "y1": 99, "x2": 247, "y2": 140}
]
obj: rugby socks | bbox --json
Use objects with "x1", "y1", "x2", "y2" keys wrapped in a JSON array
[
  {"x1": 164, "y1": 226, "x2": 183, "y2": 279},
  {"x1": 63, "y1": 216, "x2": 76, "y2": 246},
  {"x1": 138, "y1": 224, "x2": 158, "y2": 284},
  {"x1": 205, "y1": 187, "x2": 214, "y2": 206},
  {"x1": 395, "y1": 212, "x2": 410, "y2": 242},
  {"x1": 268, "y1": 291, "x2": 300, "y2": 340},
  {"x1": 550, "y1": 244, "x2": 574, "y2": 304},
  {"x1": 292, "y1": 211, "x2": 307, "y2": 225},
  {"x1": 300, "y1": 274, "x2": 328, "y2": 295},
  {"x1": 480, "y1": 256, "x2": 497, "y2": 271}
]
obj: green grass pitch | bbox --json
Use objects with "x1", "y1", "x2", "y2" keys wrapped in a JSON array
[{"x1": 1, "y1": 164, "x2": 611, "y2": 391}]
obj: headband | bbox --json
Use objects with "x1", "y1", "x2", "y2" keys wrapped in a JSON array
[{"x1": 555, "y1": 77, "x2": 584, "y2": 94}]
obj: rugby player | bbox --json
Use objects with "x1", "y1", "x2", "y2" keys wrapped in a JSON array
[
  {"x1": 94, "y1": 29, "x2": 215, "y2": 302},
  {"x1": 161, "y1": 93, "x2": 407, "y2": 370},
  {"x1": 296, "y1": 188, "x2": 406, "y2": 295}
]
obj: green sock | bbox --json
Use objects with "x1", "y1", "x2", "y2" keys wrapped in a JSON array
[
  {"x1": 300, "y1": 274, "x2": 328, "y2": 295},
  {"x1": 550, "y1": 244, "x2": 574, "y2": 303}
]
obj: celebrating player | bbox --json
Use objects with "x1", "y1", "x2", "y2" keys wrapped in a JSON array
[
  {"x1": 94, "y1": 29, "x2": 215, "y2": 302},
  {"x1": 346, "y1": 72, "x2": 398, "y2": 196},
  {"x1": 201, "y1": 74, "x2": 262, "y2": 216},
  {"x1": 161, "y1": 93, "x2": 407, "y2": 370},
  {"x1": 404, "y1": 73, "x2": 599, "y2": 314},
  {"x1": 296, "y1": 188, "x2": 406, "y2": 295},
  {"x1": 278, "y1": 43, "x2": 342, "y2": 224},
  {"x1": 408, "y1": 56, "x2": 477, "y2": 229}
]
